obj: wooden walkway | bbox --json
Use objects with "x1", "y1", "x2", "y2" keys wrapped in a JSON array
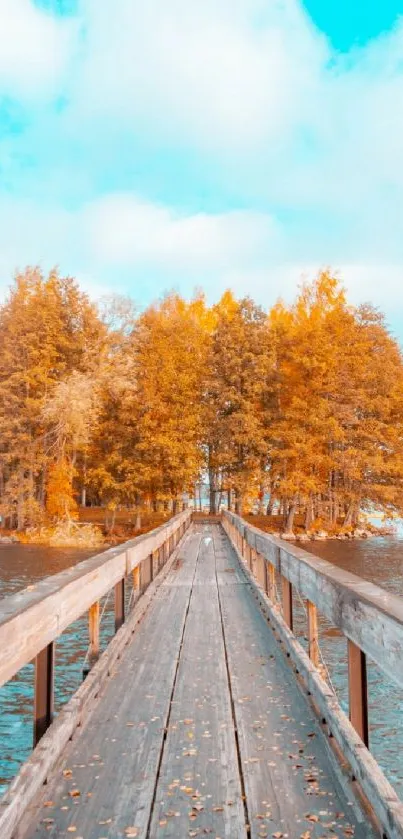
[{"x1": 22, "y1": 525, "x2": 372, "y2": 839}]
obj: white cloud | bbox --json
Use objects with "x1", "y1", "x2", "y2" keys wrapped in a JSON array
[
  {"x1": 67, "y1": 0, "x2": 326, "y2": 150},
  {"x1": 0, "y1": 193, "x2": 281, "y2": 300},
  {"x1": 0, "y1": 0, "x2": 77, "y2": 99},
  {"x1": 2, "y1": 1, "x2": 403, "y2": 335},
  {"x1": 83, "y1": 194, "x2": 282, "y2": 272}
]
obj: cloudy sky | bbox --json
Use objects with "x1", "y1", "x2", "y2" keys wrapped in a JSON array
[{"x1": 1, "y1": 0, "x2": 403, "y2": 336}]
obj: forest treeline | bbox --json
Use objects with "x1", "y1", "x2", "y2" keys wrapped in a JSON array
[{"x1": 1, "y1": 267, "x2": 403, "y2": 534}]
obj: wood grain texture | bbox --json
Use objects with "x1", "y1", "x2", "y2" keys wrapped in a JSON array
[
  {"x1": 3, "y1": 523, "x2": 396, "y2": 839},
  {"x1": 226, "y1": 523, "x2": 403, "y2": 839},
  {"x1": 19, "y1": 530, "x2": 201, "y2": 839},
  {"x1": 224, "y1": 511, "x2": 403, "y2": 689},
  {"x1": 0, "y1": 510, "x2": 191, "y2": 688},
  {"x1": 149, "y1": 525, "x2": 246, "y2": 839},
  {"x1": 214, "y1": 527, "x2": 372, "y2": 839}
]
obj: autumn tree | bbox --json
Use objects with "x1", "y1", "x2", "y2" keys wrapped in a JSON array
[
  {"x1": 129, "y1": 293, "x2": 210, "y2": 510},
  {"x1": 0, "y1": 268, "x2": 105, "y2": 528},
  {"x1": 204, "y1": 292, "x2": 274, "y2": 515}
]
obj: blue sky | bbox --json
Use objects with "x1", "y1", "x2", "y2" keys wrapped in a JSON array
[{"x1": 1, "y1": 0, "x2": 403, "y2": 337}]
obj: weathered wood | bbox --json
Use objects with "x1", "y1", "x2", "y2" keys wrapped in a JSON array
[
  {"x1": 0, "y1": 509, "x2": 191, "y2": 689},
  {"x1": 114, "y1": 578, "x2": 125, "y2": 632},
  {"x1": 232, "y1": 535, "x2": 403, "y2": 839},
  {"x1": 149, "y1": 527, "x2": 246, "y2": 838},
  {"x1": 281, "y1": 576, "x2": 293, "y2": 630},
  {"x1": 219, "y1": 535, "x2": 370, "y2": 839},
  {"x1": 33, "y1": 643, "x2": 54, "y2": 747},
  {"x1": 307, "y1": 599, "x2": 319, "y2": 668},
  {"x1": 132, "y1": 565, "x2": 140, "y2": 593},
  {"x1": 267, "y1": 562, "x2": 276, "y2": 601},
  {"x1": 0, "y1": 528, "x2": 193, "y2": 839},
  {"x1": 348, "y1": 639, "x2": 369, "y2": 747},
  {"x1": 89, "y1": 601, "x2": 100, "y2": 664},
  {"x1": 224, "y1": 511, "x2": 403, "y2": 690}
]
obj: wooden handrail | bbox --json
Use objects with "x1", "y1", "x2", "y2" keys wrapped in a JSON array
[
  {"x1": 0, "y1": 509, "x2": 191, "y2": 745},
  {"x1": 223, "y1": 510, "x2": 403, "y2": 837},
  {"x1": 224, "y1": 511, "x2": 403, "y2": 687}
]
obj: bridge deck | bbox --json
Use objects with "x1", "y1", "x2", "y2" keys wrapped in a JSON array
[{"x1": 23, "y1": 525, "x2": 371, "y2": 839}]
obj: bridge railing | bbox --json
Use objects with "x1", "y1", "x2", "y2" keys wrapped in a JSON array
[
  {"x1": 223, "y1": 510, "x2": 403, "y2": 837},
  {"x1": 0, "y1": 509, "x2": 192, "y2": 747}
]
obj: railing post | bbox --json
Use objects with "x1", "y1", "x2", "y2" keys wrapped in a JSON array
[
  {"x1": 307, "y1": 600, "x2": 319, "y2": 668},
  {"x1": 83, "y1": 601, "x2": 100, "y2": 679},
  {"x1": 133, "y1": 565, "x2": 140, "y2": 597},
  {"x1": 267, "y1": 563, "x2": 276, "y2": 601},
  {"x1": 348, "y1": 640, "x2": 369, "y2": 747},
  {"x1": 281, "y1": 577, "x2": 293, "y2": 630},
  {"x1": 114, "y1": 578, "x2": 125, "y2": 632},
  {"x1": 34, "y1": 643, "x2": 54, "y2": 746},
  {"x1": 89, "y1": 601, "x2": 100, "y2": 664},
  {"x1": 256, "y1": 553, "x2": 266, "y2": 590}
]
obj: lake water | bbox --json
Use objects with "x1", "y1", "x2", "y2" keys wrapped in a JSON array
[{"x1": 1, "y1": 537, "x2": 403, "y2": 800}]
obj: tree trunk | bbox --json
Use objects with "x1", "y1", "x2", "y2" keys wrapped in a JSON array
[
  {"x1": 285, "y1": 498, "x2": 297, "y2": 534},
  {"x1": 134, "y1": 512, "x2": 142, "y2": 531},
  {"x1": 304, "y1": 495, "x2": 314, "y2": 531},
  {"x1": 344, "y1": 501, "x2": 356, "y2": 527},
  {"x1": 227, "y1": 489, "x2": 232, "y2": 511},
  {"x1": 173, "y1": 498, "x2": 178, "y2": 515},
  {"x1": 235, "y1": 491, "x2": 243, "y2": 517},
  {"x1": 266, "y1": 493, "x2": 275, "y2": 516}
]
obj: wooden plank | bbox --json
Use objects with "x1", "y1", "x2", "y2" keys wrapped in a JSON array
[
  {"x1": 281, "y1": 576, "x2": 293, "y2": 630},
  {"x1": 18, "y1": 531, "x2": 202, "y2": 839},
  {"x1": 33, "y1": 644, "x2": 54, "y2": 747},
  {"x1": 307, "y1": 600, "x2": 319, "y2": 668},
  {"x1": 348, "y1": 640, "x2": 369, "y2": 747},
  {"x1": 224, "y1": 511, "x2": 403, "y2": 689},
  {"x1": 114, "y1": 578, "x2": 125, "y2": 632},
  {"x1": 0, "y1": 530, "x2": 194, "y2": 839},
  {"x1": 149, "y1": 529, "x2": 246, "y2": 838},
  {"x1": 233, "y1": 534, "x2": 403, "y2": 839},
  {"x1": 0, "y1": 510, "x2": 191, "y2": 689},
  {"x1": 217, "y1": 529, "x2": 372, "y2": 839}
]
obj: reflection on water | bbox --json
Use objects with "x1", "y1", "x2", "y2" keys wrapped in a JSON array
[
  {"x1": 291, "y1": 537, "x2": 403, "y2": 794},
  {"x1": 1, "y1": 538, "x2": 403, "y2": 799}
]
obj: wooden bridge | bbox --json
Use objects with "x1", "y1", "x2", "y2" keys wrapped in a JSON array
[{"x1": 1, "y1": 512, "x2": 403, "y2": 838}]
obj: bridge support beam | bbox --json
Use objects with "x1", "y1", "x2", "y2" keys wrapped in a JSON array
[
  {"x1": 114, "y1": 579, "x2": 125, "y2": 633},
  {"x1": 307, "y1": 600, "x2": 319, "y2": 668},
  {"x1": 267, "y1": 563, "x2": 276, "y2": 601},
  {"x1": 281, "y1": 578, "x2": 293, "y2": 631},
  {"x1": 34, "y1": 642, "x2": 54, "y2": 746},
  {"x1": 348, "y1": 640, "x2": 369, "y2": 747}
]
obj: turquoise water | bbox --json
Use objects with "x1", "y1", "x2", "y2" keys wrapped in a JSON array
[
  {"x1": 291, "y1": 536, "x2": 403, "y2": 794},
  {"x1": 0, "y1": 544, "x2": 116, "y2": 795},
  {"x1": 1, "y1": 537, "x2": 403, "y2": 798}
]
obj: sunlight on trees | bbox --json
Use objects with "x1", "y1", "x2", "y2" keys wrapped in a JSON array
[{"x1": 1, "y1": 267, "x2": 403, "y2": 534}]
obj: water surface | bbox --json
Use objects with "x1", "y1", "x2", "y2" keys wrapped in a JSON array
[{"x1": 1, "y1": 536, "x2": 403, "y2": 799}]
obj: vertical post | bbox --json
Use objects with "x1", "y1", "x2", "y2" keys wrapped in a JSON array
[
  {"x1": 114, "y1": 578, "x2": 125, "y2": 632},
  {"x1": 133, "y1": 565, "x2": 140, "y2": 597},
  {"x1": 34, "y1": 643, "x2": 54, "y2": 746},
  {"x1": 89, "y1": 601, "x2": 100, "y2": 665},
  {"x1": 267, "y1": 563, "x2": 276, "y2": 601},
  {"x1": 149, "y1": 553, "x2": 154, "y2": 582},
  {"x1": 348, "y1": 640, "x2": 369, "y2": 747},
  {"x1": 259, "y1": 555, "x2": 268, "y2": 593},
  {"x1": 281, "y1": 577, "x2": 293, "y2": 630},
  {"x1": 307, "y1": 601, "x2": 319, "y2": 668}
]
